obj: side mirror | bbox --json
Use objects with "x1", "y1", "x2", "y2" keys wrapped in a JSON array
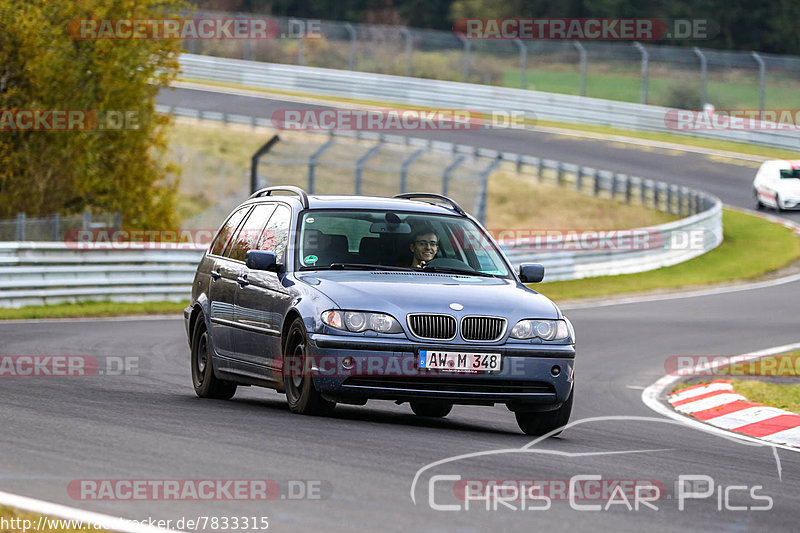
[
  {"x1": 519, "y1": 263, "x2": 545, "y2": 283},
  {"x1": 246, "y1": 250, "x2": 280, "y2": 272}
]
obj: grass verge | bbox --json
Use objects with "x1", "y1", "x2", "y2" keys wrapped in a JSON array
[
  {"x1": 534, "y1": 209, "x2": 800, "y2": 301},
  {"x1": 728, "y1": 378, "x2": 800, "y2": 414},
  {"x1": 0, "y1": 300, "x2": 188, "y2": 321},
  {"x1": 0, "y1": 505, "x2": 108, "y2": 533}
]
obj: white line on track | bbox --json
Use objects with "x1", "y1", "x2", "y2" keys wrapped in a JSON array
[
  {"x1": 641, "y1": 341, "x2": 800, "y2": 454},
  {"x1": 0, "y1": 315, "x2": 183, "y2": 325},
  {"x1": 0, "y1": 491, "x2": 180, "y2": 533},
  {"x1": 561, "y1": 271, "x2": 800, "y2": 310}
]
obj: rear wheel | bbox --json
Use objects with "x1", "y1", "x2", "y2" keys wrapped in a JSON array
[
  {"x1": 284, "y1": 318, "x2": 336, "y2": 416},
  {"x1": 191, "y1": 319, "x2": 237, "y2": 400},
  {"x1": 515, "y1": 387, "x2": 573, "y2": 436},
  {"x1": 410, "y1": 400, "x2": 453, "y2": 418}
]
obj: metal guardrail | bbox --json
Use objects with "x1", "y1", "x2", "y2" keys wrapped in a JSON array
[
  {"x1": 0, "y1": 197, "x2": 721, "y2": 307},
  {"x1": 509, "y1": 201, "x2": 722, "y2": 281},
  {"x1": 0, "y1": 243, "x2": 205, "y2": 308},
  {"x1": 178, "y1": 53, "x2": 799, "y2": 150}
]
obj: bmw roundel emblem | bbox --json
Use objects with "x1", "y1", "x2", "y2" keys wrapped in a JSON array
[{"x1": 449, "y1": 303, "x2": 464, "y2": 311}]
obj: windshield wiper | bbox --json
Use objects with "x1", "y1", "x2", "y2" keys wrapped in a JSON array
[{"x1": 420, "y1": 265, "x2": 496, "y2": 277}]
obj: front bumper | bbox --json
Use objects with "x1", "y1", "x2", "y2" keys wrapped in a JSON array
[{"x1": 305, "y1": 333, "x2": 574, "y2": 407}]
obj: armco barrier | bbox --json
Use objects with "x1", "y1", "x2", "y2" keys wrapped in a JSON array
[
  {"x1": 0, "y1": 194, "x2": 720, "y2": 307},
  {"x1": 0, "y1": 242, "x2": 205, "y2": 308},
  {"x1": 178, "y1": 53, "x2": 799, "y2": 151}
]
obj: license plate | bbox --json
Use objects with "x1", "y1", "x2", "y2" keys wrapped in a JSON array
[{"x1": 417, "y1": 350, "x2": 502, "y2": 373}]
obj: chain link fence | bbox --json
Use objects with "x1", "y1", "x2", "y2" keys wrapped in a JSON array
[
  {"x1": 0, "y1": 212, "x2": 121, "y2": 242},
  {"x1": 254, "y1": 131, "x2": 488, "y2": 220},
  {"x1": 186, "y1": 11, "x2": 800, "y2": 110}
]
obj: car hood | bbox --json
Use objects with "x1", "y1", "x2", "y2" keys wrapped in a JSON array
[{"x1": 296, "y1": 270, "x2": 560, "y2": 319}]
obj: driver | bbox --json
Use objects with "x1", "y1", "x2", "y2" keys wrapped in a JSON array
[{"x1": 408, "y1": 225, "x2": 439, "y2": 268}]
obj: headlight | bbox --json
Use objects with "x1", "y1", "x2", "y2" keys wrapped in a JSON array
[
  {"x1": 510, "y1": 319, "x2": 570, "y2": 341},
  {"x1": 322, "y1": 310, "x2": 403, "y2": 334}
]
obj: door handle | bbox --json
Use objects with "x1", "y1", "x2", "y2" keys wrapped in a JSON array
[
  {"x1": 210, "y1": 269, "x2": 221, "y2": 280},
  {"x1": 236, "y1": 274, "x2": 249, "y2": 287}
]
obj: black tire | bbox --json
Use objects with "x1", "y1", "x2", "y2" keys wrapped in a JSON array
[
  {"x1": 191, "y1": 318, "x2": 237, "y2": 400},
  {"x1": 775, "y1": 193, "x2": 784, "y2": 212},
  {"x1": 410, "y1": 400, "x2": 453, "y2": 418},
  {"x1": 754, "y1": 189, "x2": 764, "y2": 210},
  {"x1": 515, "y1": 387, "x2": 573, "y2": 437},
  {"x1": 283, "y1": 318, "x2": 336, "y2": 416}
]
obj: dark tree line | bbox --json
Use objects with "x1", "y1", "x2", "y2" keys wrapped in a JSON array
[{"x1": 193, "y1": 0, "x2": 800, "y2": 54}]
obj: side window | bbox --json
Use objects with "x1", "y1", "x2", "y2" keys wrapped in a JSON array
[
  {"x1": 225, "y1": 203, "x2": 277, "y2": 262},
  {"x1": 209, "y1": 206, "x2": 251, "y2": 256},
  {"x1": 258, "y1": 205, "x2": 291, "y2": 262}
]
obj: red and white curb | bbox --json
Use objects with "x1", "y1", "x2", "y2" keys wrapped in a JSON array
[
  {"x1": 642, "y1": 341, "x2": 800, "y2": 453},
  {"x1": 668, "y1": 380, "x2": 800, "y2": 448}
]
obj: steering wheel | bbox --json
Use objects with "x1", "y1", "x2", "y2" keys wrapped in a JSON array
[{"x1": 425, "y1": 257, "x2": 473, "y2": 270}]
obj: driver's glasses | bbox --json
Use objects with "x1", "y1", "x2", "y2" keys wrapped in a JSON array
[{"x1": 414, "y1": 240, "x2": 438, "y2": 248}]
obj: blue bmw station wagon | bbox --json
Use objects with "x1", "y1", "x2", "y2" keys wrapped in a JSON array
[{"x1": 185, "y1": 187, "x2": 575, "y2": 435}]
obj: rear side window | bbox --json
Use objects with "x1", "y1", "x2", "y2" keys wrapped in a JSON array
[
  {"x1": 258, "y1": 205, "x2": 292, "y2": 261},
  {"x1": 780, "y1": 168, "x2": 800, "y2": 179},
  {"x1": 225, "y1": 204, "x2": 277, "y2": 261},
  {"x1": 209, "y1": 206, "x2": 250, "y2": 256}
]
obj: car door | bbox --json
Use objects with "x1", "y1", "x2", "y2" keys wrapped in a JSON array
[
  {"x1": 207, "y1": 205, "x2": 252, "y2": 359},
  {"x1": 224, "y1": 202, "x2": 276, "y2": 370},
  {"x1": 234, "y1": 204, "x2": 293, "y2": 376}
]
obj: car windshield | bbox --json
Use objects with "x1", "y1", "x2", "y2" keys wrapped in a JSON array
[{"x1": 296, "y1": 210, "x2": 511, "y2": 277}]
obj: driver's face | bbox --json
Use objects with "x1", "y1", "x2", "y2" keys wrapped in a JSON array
[{"x1": 411, "y1": 232, "x2": 438, "y2": 264}]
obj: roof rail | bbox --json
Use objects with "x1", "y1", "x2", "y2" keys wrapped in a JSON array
[
  {"x1": 393, "y1": 193, "x2": 466, "y2": 216},
  {"x1": 249, "y1": 186, "x2": 309, "y2": 208}
]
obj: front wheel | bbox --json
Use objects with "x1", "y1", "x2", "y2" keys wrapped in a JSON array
[
  {"x1": 754, "y1": 189, "x2": 764, "y2": 210},
  {"x1": 191, "y1": 319, "x2": 237, "y2": 400},
  {"x1": 515, "y1": 387, "x2": 573, "y2": 436},
  {"x1": 775, "y1": 193, "x2": 784, "y2": 212},
  {"x1": 283, "y1": 318, "x2": 336, "y2": 416},
  {"x1": 410, "y1": 400, "x2": 453, "y2": 418}
]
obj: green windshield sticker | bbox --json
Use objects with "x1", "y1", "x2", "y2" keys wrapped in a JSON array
[{"x1": 304, "y1": 255, "x2": 318, "y2": 264}]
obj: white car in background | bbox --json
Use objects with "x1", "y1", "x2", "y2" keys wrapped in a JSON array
[{"x1": 753, "y1": 160, "x2": 800, "y2": 211}]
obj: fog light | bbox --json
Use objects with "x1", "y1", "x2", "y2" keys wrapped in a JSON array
[
  {"x1": 551, "y1": 365, "x2": 561, "y2": 376},
  {"x1": 342, "y1": 357, "x2": 355, "y2": 370}
]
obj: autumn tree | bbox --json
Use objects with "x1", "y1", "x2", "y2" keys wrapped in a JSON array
[{"x1": 0, "y1": 0, "x2": 188, "y2": 228}]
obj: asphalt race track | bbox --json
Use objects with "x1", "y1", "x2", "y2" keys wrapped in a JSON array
[{"x1": 0, "y1": 86, "x2": 799, "y2": 532}]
